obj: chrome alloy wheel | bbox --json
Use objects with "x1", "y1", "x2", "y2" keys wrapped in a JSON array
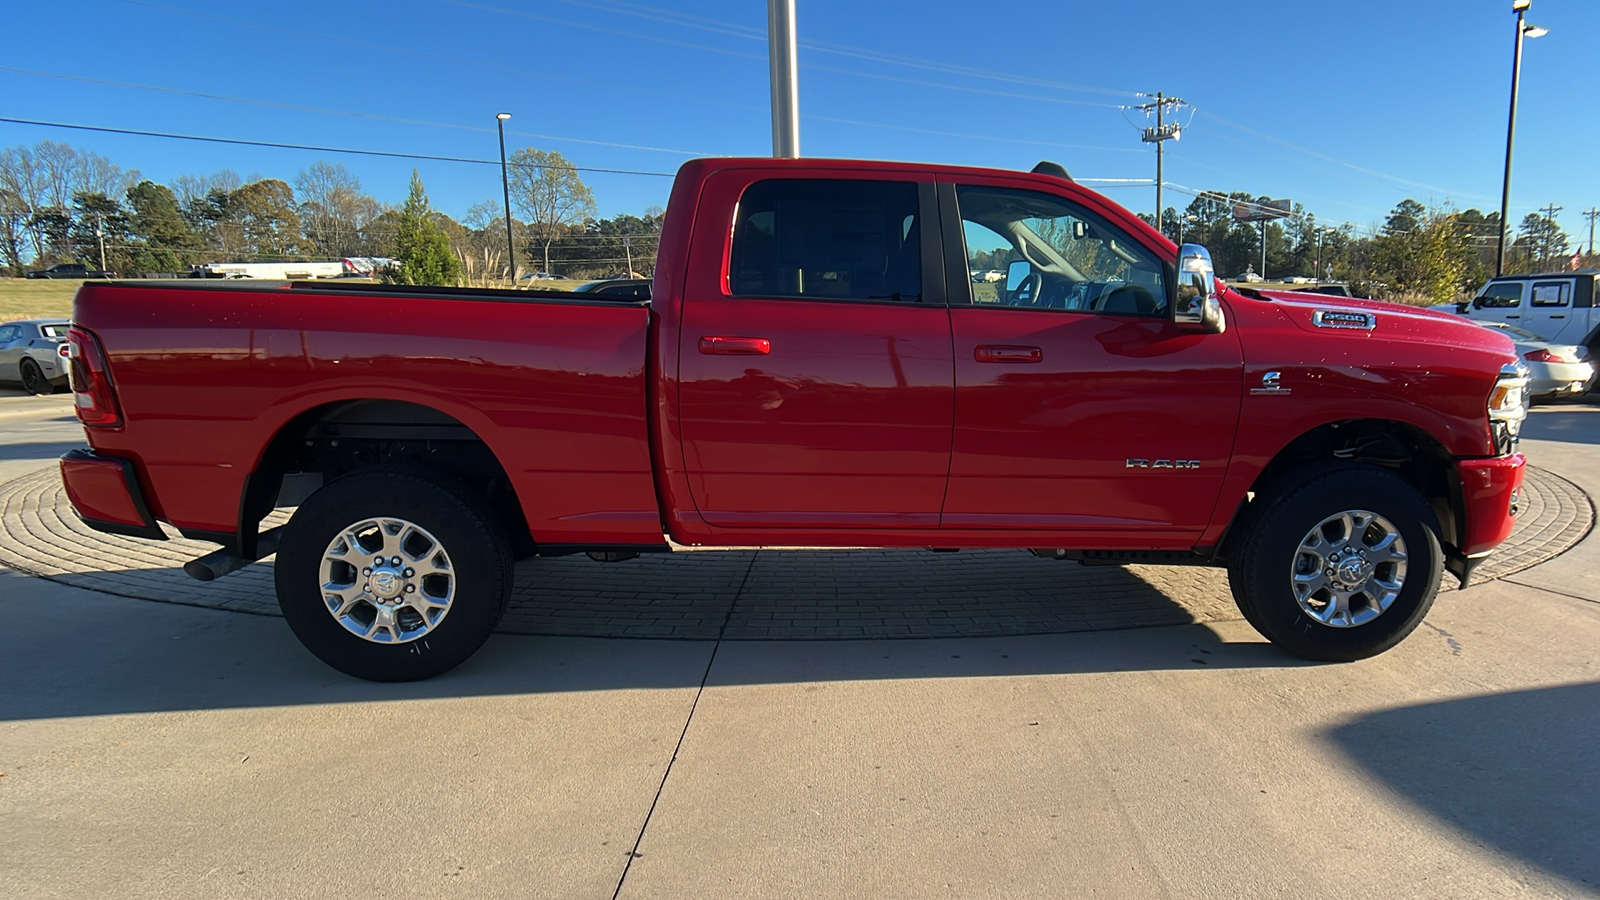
[
  {"x1": 1290, "y1": 510, "x2": 1408, "y2": 628},
  {"x1": 319, "y1": 517, "x2": 455, "y2": 643}
]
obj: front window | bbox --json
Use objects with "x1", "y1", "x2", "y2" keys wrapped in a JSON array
[
  {"x1": 955, "y1": 185, "x2": 1166, "y2": 316},
  {"x1": 1476, "y1": 281, "x2": 1524, "y2": 309}
]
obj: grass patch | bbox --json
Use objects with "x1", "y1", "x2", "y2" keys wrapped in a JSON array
[{"x1": 0, "y1": 279, "x2": 82, "y2": 322}]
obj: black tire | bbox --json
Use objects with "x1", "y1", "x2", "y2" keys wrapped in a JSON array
[
  {"x1": 1228, "y1": 463, "x2": 1443, "y2": 662},
  {"x1": 19, "y1": 359, "x2": 48, "y2": 395},
  {"x1": 274, "y1": 466, "x2": 513, "y2": 681}
]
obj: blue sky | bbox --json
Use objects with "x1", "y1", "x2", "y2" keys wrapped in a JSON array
[{"x1": 4, "y1": 0, "x2": 1596, "y2": 241}]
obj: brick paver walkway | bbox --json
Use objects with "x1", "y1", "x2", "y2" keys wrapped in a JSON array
[{"x1": 1, "y1": 466, "x2": 1589, "y2": 640}]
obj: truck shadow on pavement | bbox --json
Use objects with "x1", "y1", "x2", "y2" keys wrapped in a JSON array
[
  {"x1": 1325, "y1": 682, "x2": 1600, "y2": 892},
  {"x1": 0, "y1": 564, "x2": 1299, "y2": 722},
  {"x1": 0, "y1": 439, "x2": 87, "y2": 461}
]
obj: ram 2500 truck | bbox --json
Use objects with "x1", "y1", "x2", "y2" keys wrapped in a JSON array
[{"x1": 59, "y1": 157, "x2": 1530, "y2": 681}]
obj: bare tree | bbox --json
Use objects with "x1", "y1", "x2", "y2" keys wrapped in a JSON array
[
  {"x1": 506, "y1": 148, "x2": 595, "y2": 274},
  {"x1": 295, "y1": 161, "x2": 382, "y2": 258}
]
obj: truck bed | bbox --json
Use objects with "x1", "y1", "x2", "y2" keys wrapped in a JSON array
[{"x1": 72, "y1": 281, "x2": 663, "y2": 546}]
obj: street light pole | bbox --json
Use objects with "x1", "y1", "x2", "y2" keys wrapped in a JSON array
[
  {"x1": 767, "y1": 0, "x2": 799, "y2": 158},
  {"x1": 1497, "y1": 0, "x2": 1547, "y2": 277},
  {"x1": 496, "y1": 112, "x2": 515, "y2": 280}
]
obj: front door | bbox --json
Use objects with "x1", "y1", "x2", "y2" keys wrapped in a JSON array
[
  {"x1": 940, "y1": 181, "x2": 1243, "y2": 539},
  {"x1": 677, "y1": 175, "x2": 954, "y2": 529}
]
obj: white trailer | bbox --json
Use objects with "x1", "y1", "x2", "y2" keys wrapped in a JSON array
[{"x1": 198, "y1": 261, "x2": 348, "y2": 280}]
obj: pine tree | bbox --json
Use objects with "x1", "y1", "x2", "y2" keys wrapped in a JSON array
[{"x1": 385, "y1": 171, "x2": 461, "y2": 286}]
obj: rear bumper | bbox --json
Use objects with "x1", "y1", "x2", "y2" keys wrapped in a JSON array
[
  {"x1": 1457, "y1": 453, "x2": 1526, "y2": 557},
  {"x1": 59, "y1": 449, "x2": 166, "y2": 541}
]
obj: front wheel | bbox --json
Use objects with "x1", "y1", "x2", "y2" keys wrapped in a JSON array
[
  {"x1": 274, "y1": 466, "x2": 513, "y2": 681},
  {"x1": 1228, "y1": 464, "x2": 1443, "y2": 662}
]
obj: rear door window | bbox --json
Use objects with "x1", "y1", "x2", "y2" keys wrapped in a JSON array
[
  {"x1": 1530, "y1": 281, "x2": 1571, "y2": 307},
  {"x1": 729, "y1": 179, "x2": 922, "y2": 303}
]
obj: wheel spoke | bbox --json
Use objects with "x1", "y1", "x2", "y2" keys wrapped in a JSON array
[
  {"x1": 1319, "y1": 590, "x2": 1354, "y2": 626},
  {"x1": 1292, "y1": 569, "x2": 1330, "y2": 600},
  {"x1": 324, "y1": 584, "x2": 365, "y2": 617}
]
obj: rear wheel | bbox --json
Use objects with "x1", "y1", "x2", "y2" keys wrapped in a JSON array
[
  {"x1": 1228, "y1": 464, "x2": 1442, "y2": 662},
  {"x1": 19, "y1": 359, "x2": 48, "y2": 395},
  {"x1": 274, "y1": 466, "x2": 513, "y2": 681}
]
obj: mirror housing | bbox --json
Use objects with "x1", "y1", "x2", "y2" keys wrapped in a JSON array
[{"x1": 1173, "y1": 244, "x2": 1225, "y2": 333}]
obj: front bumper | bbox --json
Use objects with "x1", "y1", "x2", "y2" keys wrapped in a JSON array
[
  {"x1": 59, "y1": 449, "x2": 166, "y2": 541},
  {"x1": 1457, "y1": 453, "x2": 1526, "y2": 557}
]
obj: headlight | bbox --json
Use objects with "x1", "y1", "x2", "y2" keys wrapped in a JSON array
[{"x1": 1487, "y1": 361, "x2": 1529, "y2": 448}]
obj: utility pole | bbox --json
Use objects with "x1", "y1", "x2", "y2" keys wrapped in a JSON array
[
  {"x1": 767, "y1": 0, "x2": 799, "y2": 158},
  {"x1": 95, "y1": 213, "x2": 106, "y2": 273},
  {"x1": 1135, "y1": 92, "x2": 1184, "y2": 236},
  {"x1": 496, "y1": 112, "x2": 515, "y2": 279},
  {"x1": 1582, "y1": 207, "x2": 1598, "y2": 257},
  {"x1": 1539, "y1": 202, "x2": 1563, "y2": 267}
]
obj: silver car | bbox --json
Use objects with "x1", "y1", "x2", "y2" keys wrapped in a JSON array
[
  {"x1": 0, "y1": 318, "x2": 72, "y2": 395},
  {"x1": 1478, "y1": 322, "x2": 1596, "y2": 401}
]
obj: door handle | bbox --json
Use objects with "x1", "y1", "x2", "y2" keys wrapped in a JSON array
[
  {"x1": 698, "y1": 336, "x2": 771, "y2": 355},
  {"x1": 1505, "y1": 315, "x2": 1520, "y2": 319},
  {"x1": 974, "y1": 344, "x2": 1043, "y2": 363},
  {"x1": 1550, "y1": 314, "x2": 1566, "y2": 319}
]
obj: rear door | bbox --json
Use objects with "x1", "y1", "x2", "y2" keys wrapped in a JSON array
[
  {"x1": 1523, "y1": 278, "x2": 1578, "y2": 343},
  {"x1": 676, "y1": 172, "x2": 954, "y2": 529}
]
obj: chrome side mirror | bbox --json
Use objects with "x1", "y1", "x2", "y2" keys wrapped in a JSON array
[{"x1": 1174, "y1": 243, "x2": 1224, "y2": 333}]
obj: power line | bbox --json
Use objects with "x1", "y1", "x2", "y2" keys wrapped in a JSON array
[
  {"x1": 0, "y1": 66, "x2": 709, "y2": 157},
  {"x1": 0, "y1": 117, "x2": 676, "y2": 177}
]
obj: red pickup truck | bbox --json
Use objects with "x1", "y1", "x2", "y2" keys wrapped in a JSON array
[{"x1": 59, "y1": 157, "x2": 1529, "y2": 681}]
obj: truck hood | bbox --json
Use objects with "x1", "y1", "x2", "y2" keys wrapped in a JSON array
[{"x1": 1247, "y1": 289, "x2": 1513, "y2": 355}]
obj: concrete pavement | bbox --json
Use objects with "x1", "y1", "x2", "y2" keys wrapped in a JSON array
[{"x1": 0, "y1": 389, "x2": 1596, "y2": 899}]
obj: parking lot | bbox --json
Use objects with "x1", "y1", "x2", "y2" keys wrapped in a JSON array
[{"x1": 1, "y1": 385, "x2": 1597, "y2": 899}]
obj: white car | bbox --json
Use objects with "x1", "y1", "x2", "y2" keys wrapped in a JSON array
[{"x1": 1477, "y1": 322, "x2": 1595, "y2": 401}]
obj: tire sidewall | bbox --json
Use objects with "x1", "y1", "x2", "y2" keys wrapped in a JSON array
[
  {"x1": 1236, "y1": 466, "x2": 1443, "y2": 662},
  {"x1": 275, "y1": 470, "x2": 511, "y2": 681}
]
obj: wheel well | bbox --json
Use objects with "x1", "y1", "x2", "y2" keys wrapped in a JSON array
[
  {"x1": 241, "y1": 399, "x2": 532, "y2": 557},
  {"x1": 1228, "y1": 419, "x2": 1462, "y2": 557}
]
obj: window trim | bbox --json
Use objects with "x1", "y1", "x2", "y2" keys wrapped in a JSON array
[{"x1": 723, "y1": 177, "x2": 945, "y2": 308}]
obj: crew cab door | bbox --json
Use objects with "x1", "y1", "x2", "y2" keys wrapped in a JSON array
[
  {"x1": 937, "y1": 179, "x2": 1243, "y2": 539},
  {"x1": 676, "y1": 172, "x2": 954, "y2": 529}
]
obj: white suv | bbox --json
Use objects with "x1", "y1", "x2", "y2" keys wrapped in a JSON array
[{"x1": 1459, "y1": 271, "x2": 1600, "y2": 353}]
